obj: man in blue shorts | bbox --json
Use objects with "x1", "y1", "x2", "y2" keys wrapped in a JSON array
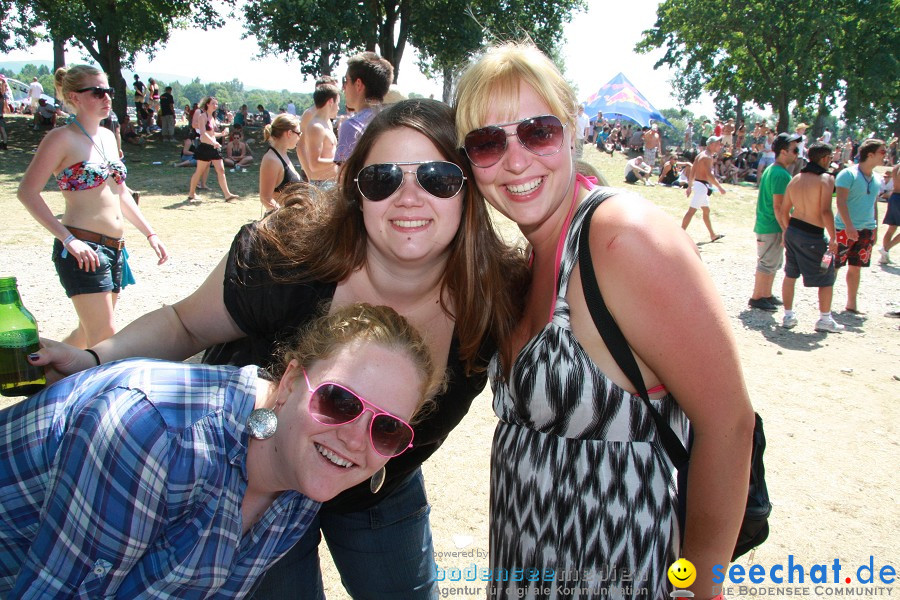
[
  {"x1": 779, "y1": 143, "x2": 843, "y2": 333},
  {"x1": 834, "y1": 138, "x2": 886, "y2": 314}
]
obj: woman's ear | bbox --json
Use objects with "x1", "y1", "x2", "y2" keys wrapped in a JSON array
[{"x1": 277, "y1": 359, "x2": 303, "y2": 399}]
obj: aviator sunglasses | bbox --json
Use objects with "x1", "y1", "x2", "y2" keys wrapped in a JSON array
[
  {"x1": 355, "y1": 161, "x2": 466, "y2": 202},
  {"x1": 463, "y1": 114, "x2": 566, "y2": 168},
  {"x1": 76, "y1": 86, "x2": 116, "y2": 99},
  {"x1": 303, "y1": 369, "x2": 415, "y2": 458}
]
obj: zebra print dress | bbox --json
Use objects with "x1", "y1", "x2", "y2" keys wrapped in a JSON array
[{"x1": 487, "y1": 190, "x2": 689, "y2": 600}]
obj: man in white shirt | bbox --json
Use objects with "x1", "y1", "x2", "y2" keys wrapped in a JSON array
[
  {"x1": 624, "y1": 156, "x2": 653, "y2": 185},
  {"x1": 575, "y1": 104, "x2": 590, "y2": 158},
  {"x1": 28, "y1": 77, "x2": 43, "y2": 111},
  {"x1": 286, "y1": 99, "x2": 297, "y2": 115}
]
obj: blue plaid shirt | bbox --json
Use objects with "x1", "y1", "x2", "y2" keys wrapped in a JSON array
[{"x1": 0, "y1": 359, "x2": 320, "y2": 598}]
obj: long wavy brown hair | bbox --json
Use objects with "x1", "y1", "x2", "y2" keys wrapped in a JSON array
[{"x1": 251, "y1": 99, "x2": 530, "y2": 374}]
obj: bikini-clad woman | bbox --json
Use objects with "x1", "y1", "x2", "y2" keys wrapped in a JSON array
[
  {"x1": 17, "y1": 65, "x2": 168, "y2": 348},
  {"x1": 188, "y1": 96, "x2": 239, "y2": 202}
]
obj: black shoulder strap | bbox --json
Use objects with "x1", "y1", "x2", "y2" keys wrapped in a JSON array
[{"x1": 577, "y1": 199, "x2": 690, "y2": 469}]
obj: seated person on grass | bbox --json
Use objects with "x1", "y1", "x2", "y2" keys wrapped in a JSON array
[
  {"x1": 625, "y1": 156, "x2": 653, "y2": 185},
  {"x1": 223, "y1": 130, "x2": 254, "y2": 168},
  {"x1": 120, "y1": 114, "x2": 145, "y2": 146}
]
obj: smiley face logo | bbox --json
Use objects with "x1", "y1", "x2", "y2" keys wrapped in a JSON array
[{"x1": 667, "y1": 558, "x2": 697, "y2": 588}]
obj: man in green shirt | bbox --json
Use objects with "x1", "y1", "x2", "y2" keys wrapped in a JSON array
[{"x1": 749, "y1": 132, "x2": 801, "y2": 311}]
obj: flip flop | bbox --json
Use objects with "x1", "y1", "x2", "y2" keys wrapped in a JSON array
[
  {"x1": 224, "y1": 195, "x2": 240, "y2": 202},
  {"x1": 844, "y1": 308, "x2": 866, "y2": 316},
  {"x1": 711, "y1": 234, "x2": 726, "y2": 242}
]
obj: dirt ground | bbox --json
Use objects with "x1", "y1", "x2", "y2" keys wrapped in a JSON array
[{"x1": 0, "y1": 115, "x2": 898, "y2": 598}]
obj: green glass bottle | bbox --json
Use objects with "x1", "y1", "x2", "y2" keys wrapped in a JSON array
[{"x1": 0, "y1": 277, "x2": 46, "y2": 397}]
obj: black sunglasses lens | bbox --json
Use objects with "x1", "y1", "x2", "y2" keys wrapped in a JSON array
[
  {"x1": 371, "y1": 414, "x2": 413, "y2": 456},
  {"x1": 357, "y1": 164, "x2": 403, "y2": 201},
  {"x1": 464, "y1": 127, "x2": 507, "y2": 168},
  {"x1": 417, "y1": 162, "x2": 464, "y2": 198},
  {"x1": 312, "y1": 384, "x2": 364, "y2": 424},
  {"x1": 518, "y1": 115, "x2": 564, "y2": 155}
]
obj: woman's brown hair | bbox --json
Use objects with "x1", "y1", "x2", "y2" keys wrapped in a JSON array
[{"x1": 251, "y1": 99, "x2": 530, "y2": 374}]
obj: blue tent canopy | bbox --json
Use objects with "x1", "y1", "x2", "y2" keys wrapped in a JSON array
[{"x1": 583, "y1": 73, "x2": 676, "y2": 131}]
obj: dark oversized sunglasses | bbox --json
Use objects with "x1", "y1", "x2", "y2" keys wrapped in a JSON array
[
  {"x1": 463, "y1": 114, "x2": 566, "y2": 168},
  {"x1": 76, "y1": 86, "x2": 115, "y2": 99},
  {"x1": 303, "y1": 369, "x2": 415, "y2": 458},
  {"x1": 355, "y1": 161, "x2": 466, "y2": 202}
]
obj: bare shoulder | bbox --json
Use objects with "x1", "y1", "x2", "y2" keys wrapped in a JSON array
[{"x1": 587, "y1": 191, "x2": 687, "y2": 257}]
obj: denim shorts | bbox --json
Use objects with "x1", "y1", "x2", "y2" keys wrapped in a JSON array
[{"x1": 52, "y1": 238, "x2": 124, "y2": 297}]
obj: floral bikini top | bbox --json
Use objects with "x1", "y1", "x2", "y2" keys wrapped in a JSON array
[{"x1": 56, "y1": 160, "x2": 127, "y2": 191}]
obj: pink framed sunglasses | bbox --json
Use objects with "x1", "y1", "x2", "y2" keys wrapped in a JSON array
[{"x1": 303, "y1": 369, "x2": 415, "y2": 458}]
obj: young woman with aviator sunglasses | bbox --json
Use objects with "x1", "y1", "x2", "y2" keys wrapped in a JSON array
[
  {"x1": 17, "y1": 65, "x2": 168, "y2": 350},
  {"x1": 30, "y1": 98, "x2": 530, "y2": 599},
  {"x1": 454, "y1": 43, "x2": 755, "y2": 599},
  {"x1": 0, "y1": 303, "x2": 439, "y2": 598}
]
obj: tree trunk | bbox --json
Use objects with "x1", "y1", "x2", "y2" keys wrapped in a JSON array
[
  {"x1": 442, "y1": 65, "x2": 453, "y2": 104},
  {"x1": 812, "y1": 92, "x2": 829, "y2": 139},
  {"x1": 775, "y1": 93, "x2": 789, "y2": 132},
  {"x1": 317, "y1": 52, "x2": 332, "y2": 77},
  {"x1": 735, "y1": 100, "x2": 744, "y2": 126},
  {"x1": 52, "y1": 36, "x2": 65, "y2": 71}
]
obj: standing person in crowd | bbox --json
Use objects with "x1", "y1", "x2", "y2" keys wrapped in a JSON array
[
  {"x1": 722, "y1": 118, "x2": 735, "y2": 149},
  {"x1": 1, "y1": 303, "x2": 439, "y2": 599},
  {"x1": 297, "y1": 75, "x2": 340, "y2": 179},
  {"x1": 454, "y1": 42, "x2": 753, "y2": 599},
  {"x1": 16, "y1": 65, "x2": 167, "y2": 348},
  {"x1": 840, "y1": 136, "x2": 853, "y2": 165},
  {"x1": 158, "y1": 85, "x2": 176, "y2": 142},
  {"x1": 187, "y1": 96, "x2": 239, "y2": 202},
  {"x1": 819, "y1": 127, "x2": 832, "y2": 145},
  {"x1": 30, "y1": 99, "x2": 529, "y2": 600},
  {"x1": 258, "y1": 113, "x2": 303, "y2": 212},
  {"x1": 700, "y1": 119, "x2": 713, "y2": 149},
  {"x1": 234, "y1": 104, "x2": 249, "y2": 127},
  {"x1": 301, "y1": 82, "x2": 340, "y2": 188},
  {"x1": 286, "y1": 98, "x2": 297, "y2": 115},
  {"x1": 28, "y1": 76, "x2": 43, "y2": 120},
  {"x1": 835, "y1": 139, "x2": 886, "y2": 314},
  {"x1": 146, "y1": 77, "x2": 160, "y2": 113},
  {"x1": 683, "y1": 135, "x2": 726, "y2": 242},
  {"x1": 756, "y1": 128, "x2": 776, "y2": 183},
  {"x1": 223, "y1": 129, "x2": 254, "y2": 170},
  {"x1": 0, "y1": 76, "x2": 8, "y2": 150},
  {"x1": 684, "y1": 120, "x2": 694, "y2": 149},
  {"x1": 574, "y1": 104, "x2": 590, "y2": 159},
  {"x1": 736, "y1": 119, "x2": 746, "y2": 151},
  {"x1": 643, "y1": 123, "x2": 662, "y2": 168},
  {"x1": 132, "y1": 74, "x2": 145, "y2": 112},
  {"x1": 878, "y1": 163, "x2": 900, "y2": 264},
  {"x1": 779, "y1": 143, "x2": 843, "y2": 332},
  {"x1": 748, "y1": 132, "x2": 801, "y2": 312},
  {"x1": 334, "y1": 51, "x2": 394, "y2": 165}
]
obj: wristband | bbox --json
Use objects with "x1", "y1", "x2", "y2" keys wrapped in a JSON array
[
  {"x1": 85, "y1": 349, "x2": 101, "y2": 366},
  {"x1": 62, "y1": 234, "x2": 76, "y2": 246},
  {"x1": 147, "y1": 233, "x2": 158, "y2": 239}
]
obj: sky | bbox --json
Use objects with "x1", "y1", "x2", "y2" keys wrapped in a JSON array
[{"x1": 0, "y1": 0, "x2": 717, "y2": 116}]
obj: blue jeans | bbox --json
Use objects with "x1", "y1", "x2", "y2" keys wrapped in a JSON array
[{"x1": 253, "y1": 469, "x2": 438, "y2": 599}]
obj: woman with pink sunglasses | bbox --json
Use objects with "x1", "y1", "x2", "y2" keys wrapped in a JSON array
[
  {"x1": 454, "y1": 43, "x2": 755, "y2": 599},
  {"x1": 30, "y1": 99, "x2": 529, "y2": 598},
  {"x1": 0, "y1": 304, "x2": 438, "y2": 598}
]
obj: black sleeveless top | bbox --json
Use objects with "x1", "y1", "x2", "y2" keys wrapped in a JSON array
[{"x1": 266, "y1": 146, "x2": 303, "y2": 193}]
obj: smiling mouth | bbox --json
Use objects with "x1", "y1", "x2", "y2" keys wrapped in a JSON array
[
  {"x1": 506, "y1": 178, "x2": 542, "y2": 195},
  {"x1": 391, "y1": 219, "x2": 430, "y2": 229},
  {"x1": 315, "y1": 443, "x2": 356, "y2": 468}
]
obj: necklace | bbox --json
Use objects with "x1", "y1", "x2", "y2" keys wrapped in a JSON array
[
  {"x1": 859, "y1": 169, "x2": 873, "y2": 195},
  {"x1": 72, "y1": 117, "x2": 111, "y2": 164}
]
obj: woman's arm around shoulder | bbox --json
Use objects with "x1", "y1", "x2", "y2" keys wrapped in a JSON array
[{"x1": 584, "y1": 193, "x2": 755, "y2": 596}]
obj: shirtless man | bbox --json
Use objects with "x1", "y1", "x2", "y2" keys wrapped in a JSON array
[
  {"x1": 682, "y1": 135, "x2": 726, "y2": 241},
  {"x1": 779, "y1": 143, "x2": 843, "y2": 333},
  {"x1": 643, "y1": 124, "x2": 662, "y2": 168},
  {"x1": 297, "y1": 75, "x2": 338, "y2": 179},
  {"x1": 301, "y1": 83, "x2": 340, "y2": 188},
  {"x1": 877, "y1": 162, "x2": 900, "y2": 264}
]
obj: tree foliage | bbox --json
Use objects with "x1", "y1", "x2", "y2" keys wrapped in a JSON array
[
  {"x1": 243, "y1": 0, "x2": 585, "y2": 95},
  {"x1": 7, "y1": 0, "x2": 231, "y2": 119},
  {"x1": 636, "y1": 0, "x2": 900, "y2": 136}
]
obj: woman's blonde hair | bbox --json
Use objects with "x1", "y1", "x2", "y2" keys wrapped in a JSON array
[
  {"x1": 454, "y1": 42, "x2": 578, "y2": 147},
  {"x1": 264, "y1": 113, "x2": 301, "y2": 143},
  {"x1": 54, "y1": 65, "x2": 104, "y2": 111},
  {"x1": 277, "y1": 303, "x2": 442, "y2": 423}
]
